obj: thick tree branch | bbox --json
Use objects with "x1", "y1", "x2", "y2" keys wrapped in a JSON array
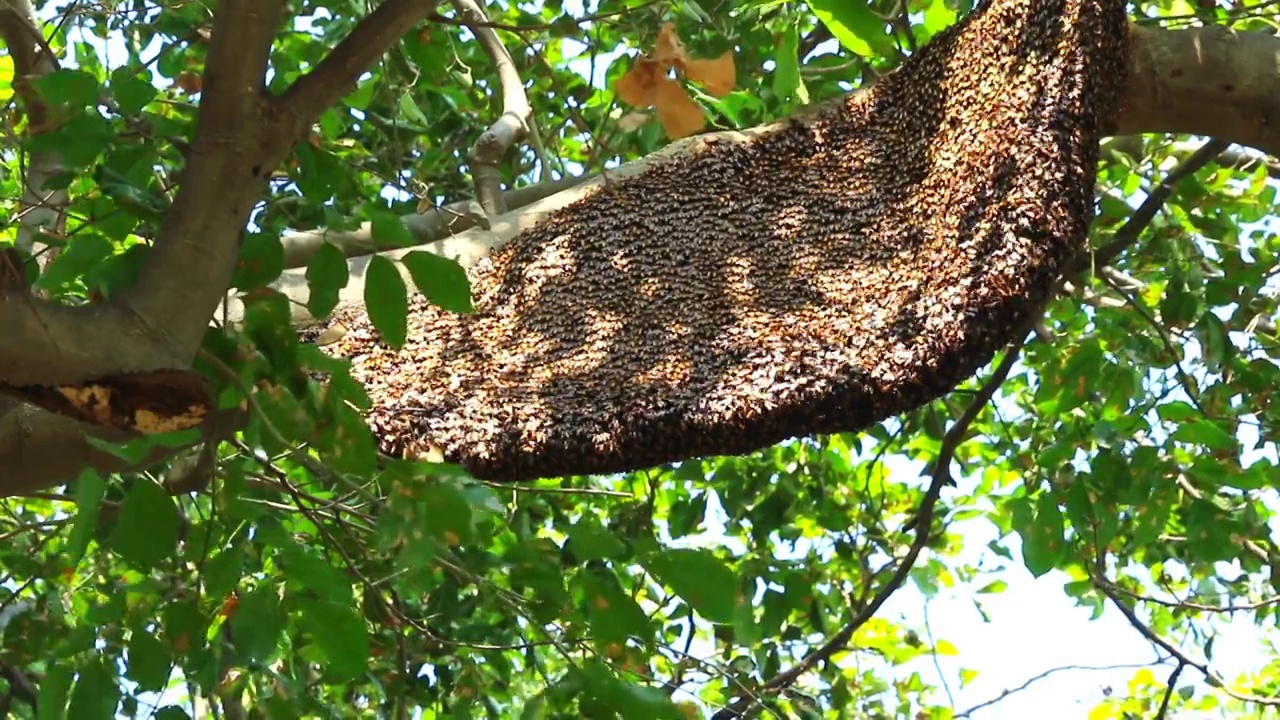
[
  {"x1": 275, "y1": 0, "x2": 437, "y2": 135},
  {"x1": 1115, "y1": 24, "x2": 1280, "y2": 156},
  {"x1": 123, "y1": 0, "x2": 287, "y2": 351},
  {"x1": 279, "y1": 175, "x2": 587, "y2": 269},
  {"x1": 450, "y1": 0, "x2": 532, "y2": 216},
  {"x1": 0, "y1": 0, "x2": 287, "y2": 496}
]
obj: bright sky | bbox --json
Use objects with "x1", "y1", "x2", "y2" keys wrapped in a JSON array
[{"x1": 30, "y1": 0, "x2": 1280, "y2": 717}]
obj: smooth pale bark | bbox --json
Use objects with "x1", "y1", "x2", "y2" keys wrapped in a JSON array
[{"x1": 4, "y1": 21, "x2": 1280, "y2": 497}]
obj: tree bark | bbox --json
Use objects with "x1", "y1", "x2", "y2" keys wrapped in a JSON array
[{"x1": 3, "y1": 21, "x2": 1279, "y2": 497}]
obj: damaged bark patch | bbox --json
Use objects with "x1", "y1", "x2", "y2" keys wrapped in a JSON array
[{"x1": 1, "y1": 369, "x2": 211, "y2": 434}]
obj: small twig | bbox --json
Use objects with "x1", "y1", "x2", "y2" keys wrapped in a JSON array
[
  {"x1": 955, "y1": 660, "x2": 1167, "y2": 718},
  {"x1": 1098, "y1": 571, "x2": 1280, "y2": 613},
  {"x1": 1095, "y1": 576, "x2": 1280, "y2": 707},
  {"x1": 922, "y1": 601, "x2": 954, "y2": 708},
  {"x1": 449, "y1": 0, "x2": 532, "y2": 216},
  {"x1": 1155, "y1": 662, "x2": 1186, "y2": 720}
]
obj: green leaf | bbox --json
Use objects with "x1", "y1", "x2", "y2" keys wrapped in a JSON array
[
  {"x1": 67, "y1": 468, "x2": 106, "y2": 567},
  {"x1": 808, "y1": 0, "x2": 893, "y2": 58},
  {"x1": 977, "y1": 580, "x2": 1007, "y2": 594},
  {"x1": 202, "y1": 544, "x2": 245, "y2": 601},
  {"x1": 363, "y1": 254, "x2": 409, "y2": 348},
  {"x1": 306, "y1": 242, "x2": 350, "y2": 318},
  {"x1": 230, "y1": 585, "x2": 284, "y2": 663},
  {"x1": 154, "y1": 708, "x2": 193, "y2": 720},
  {"x1": 162, "y1": 600, "x2": 206, "y2": 656},
  {"x1": 643, "y1": 548, "x2": 738, "y2": 623},
  {"x1": 300, "y1": 600, "x2": 370, "y2": 682},
  {"x1": 1170, "y1": 419, "x2": 1236, "y2": 451},
  {"x1": 315, "y1": 402, "x2": 380, "y2": 475},
  {"x1": 732, "y1": 591, "x2": 760, "y2": 647},
  {"x1": 86, "y1": 243, "x2": 149, "y2": 299},
  {"x1": 566, "y1": 521, "x2": 627, "y2": 561},
  {"x1": 232, "y1": 233, "x2": 285, "y2": 290},
  {"x1": 1159, "y1": 272, "x2": 1198, "y2": 328},
  {"x1": 126, "y1": 630, "x2": 172, "y2": 692},
  {"x1": 36, "y1": 235, "x2": 113, "y2": 294},
  {"x1": 772, "y1": 24, "x2": 807, "y2": 105},
  {"x1": 110, "y1": 480, "x2": 180, "y2": 571},
  {"x1": 1156, "y1": 401, "x2": 1198, "y2": 422},
  {"x1": 398, "y1": 93, "x2": 430, "y2": 127},
  {"x1": 370, "y1": 210, "x2": 416, "y2": 248},
  {"x1": 1019, "y1": 493, "x2": 1065, "y2": 578},
  {"x1": 419, "y1": 483, "x2": 476, "y2": 544},
  {"x1": 37, "y1": 663, "x2": 73, "y2": 720},
  {"x1": 110, "y1": 68, "x2": 158, "y2": 114},
  {"x1": 922, "y1": 0, "x2": 960, "y2": 35},
  {"x1": 583, "y1": 572, "x2": 651, "y2": 643},
  {"x1": 66, "y1": 659, "x2": 119, "y2": 720},
  {"x1": 32, "y1": 69, "x2": 100, "y2": 106},
  {"x1": 273, "y1": 539, "x2": 353, "y2": 603},
  {"x1": 402, "y1": 250, "x2": 474, "y2": 314}
]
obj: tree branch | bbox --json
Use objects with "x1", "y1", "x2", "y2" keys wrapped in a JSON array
[
  {"x1": 1154, "y1": 662, "x2": 1185, "y2": 720},
  {"x1": 274, "y1": 0, "x2": 437, "y2": 135},
  {"x1": 1114, "y1": 24, "x2": 1280, "y2": 156},
  {"x1": 0, "y1": 0, "x2": 286, "y2": 496},
  {"x1": 1076, "y1": 137, "x2": 1228, "y2": 275},
  {"x1": 956, "y1": 660, "x2": 1168, "y2": 719},
  {"x1": 122, "y1": 0, "x2": 287, "y2": 350},
  {"x1": 0, "y1": 0, "x2": 66, "y2": 254},
  {"x1": 711, "y1": 333, "x2": 1029, "y2": 719},
  {"x1": 1095, "y1": 575, "x2": 1280, "y2": 708},
  {"x1": 278, "y1": 175, "x2": 587, "y2": 269},
  {"x1": 450, "y1": 0, "x2": 532, "y2": 216},
  {"x1": 0, "y1": 0, "x2": 286, "y2": 384}
]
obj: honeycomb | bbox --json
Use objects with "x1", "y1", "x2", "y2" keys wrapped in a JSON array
[{"x1": 321, "y1": 0, "x2": 1131, "y2": 481}]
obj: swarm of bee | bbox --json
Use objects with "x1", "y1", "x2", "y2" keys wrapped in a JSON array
[{"x1": 321, "y1": 0, "x2": 1131, "y2": 482}]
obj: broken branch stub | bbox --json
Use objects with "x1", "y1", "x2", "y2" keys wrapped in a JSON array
[{"x1": 320, "y1": 0, "x2": 1133, "y2": 482}]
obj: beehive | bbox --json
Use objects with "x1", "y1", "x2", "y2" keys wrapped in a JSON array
[{"x1": 321, "y1": 0, "x2": 1131, "y2": 482}]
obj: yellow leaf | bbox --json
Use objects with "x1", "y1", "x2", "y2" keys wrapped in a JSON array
[
  {"x1": 683, "y1": 51, "x2": 736, "y2": 97},
  {"x1": 654, "y1": 76, "x2": 705, "y2": 140}
]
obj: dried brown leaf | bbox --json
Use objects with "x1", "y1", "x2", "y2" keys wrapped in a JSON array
[
  {"x1": 653, "y1": 23, "x2": 686, "y2": 68},
  {"x1": 684, "y1": 51, "x2": 736, "y2": 97},
  {"x1": 654, "y1": 76, "x2": 705, "y2": 140},
  {"x1": 616, "y1": 58, "x2": 662, "y2": 107}
]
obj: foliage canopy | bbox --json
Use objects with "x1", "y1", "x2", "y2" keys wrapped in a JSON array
[{"x1": 1, "y1": 0, "x2": 1280, "y2": 718}]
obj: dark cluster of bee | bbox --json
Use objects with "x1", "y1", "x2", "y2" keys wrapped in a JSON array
[{"x1": 319, "y1": 0, "x2": 1132, "y2": 482}]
